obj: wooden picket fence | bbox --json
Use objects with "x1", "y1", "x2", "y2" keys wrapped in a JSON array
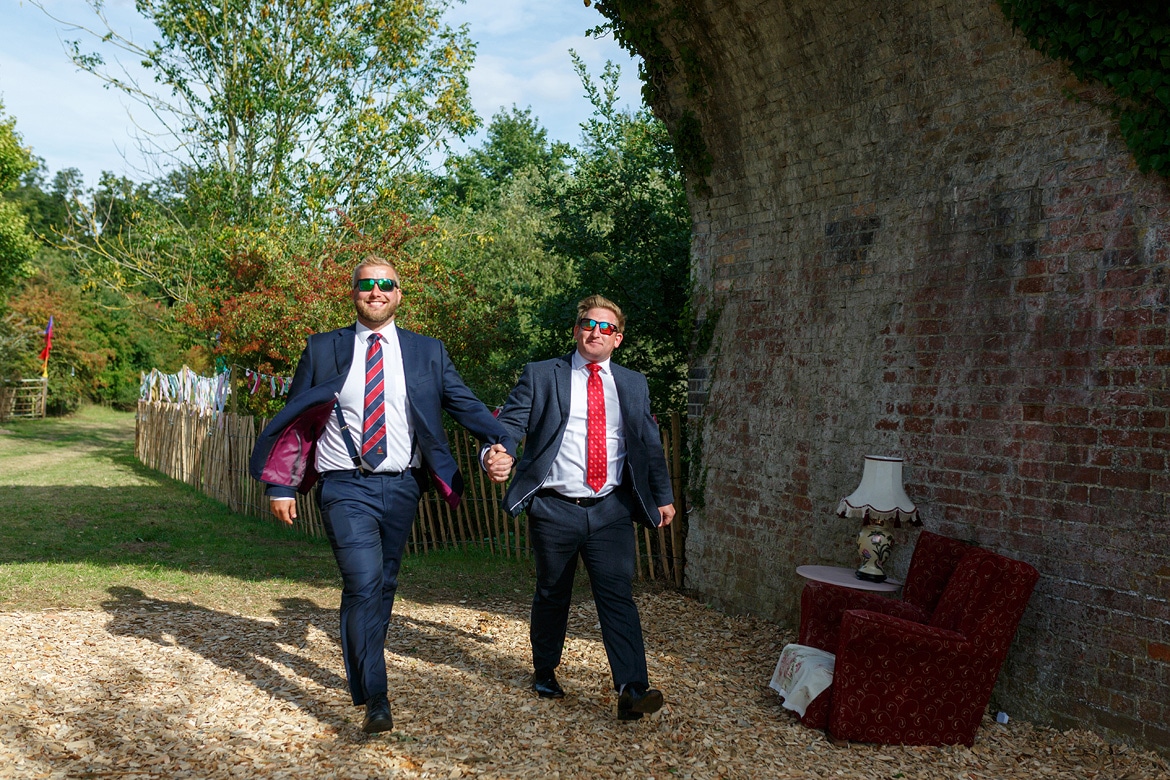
[{"x1": 135, "y1": 400, "x2": 687, "y2": 585}]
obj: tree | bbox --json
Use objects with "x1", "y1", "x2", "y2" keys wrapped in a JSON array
[
  {"x1": 6, "y1": 249, "x2": 192, "y2": 413},
  {"x1": 0, "y1": 103, "x2": 38, "y2": 292},
  {"x1": 428, "y1": 108, "x2": 575, "y2": 399},
  {"x1": 1, "y1": 159, "x2": 192, "y2": 409},
  {"x1": 5, "y1": 161, "x2": 79, "y2": 242},
  {"x1": 48, "y1": 0, "x2": 477, "y2": 218},
  {"x1": 436, "y1": 106, "x2": 570, "y2": 213},
  {"x1": 539, "y1": 56, "x2": 691, "y2": 411},
  {"x1": 38, "y1": 0, "x2": 479, "y2": 308},
  {"x1": 184, "y1": 213, "x2": 517, "y2": 414}
]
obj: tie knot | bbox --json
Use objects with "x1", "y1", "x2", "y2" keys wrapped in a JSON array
[
  {"x1": 587, "y1": 363, "x2": 601, "y2": 375},
  {"x1": 368, "y1": 333, "x2": 380, "y2": 346}
]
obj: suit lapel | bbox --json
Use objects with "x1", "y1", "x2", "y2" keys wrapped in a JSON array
[
  {"x1": 554, "y1": 352, "x2": 574, "y2": 422},
  {"x1": 332, "y1": 326, "x2": 356, "y2": 380},
  {"x1": 611, "y1": 362, "x2": 635, "y2": 421},
  {"x1": 397, "y1": 327, "x2": 419, "y2": 404}
]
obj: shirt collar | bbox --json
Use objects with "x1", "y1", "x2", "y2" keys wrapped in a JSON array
[
  {"x1": 356, "y1": 320, "x2": 397, "y2": 342},
  {"x1": 571, "y1": 351, "x2": 611, "y2": 374}
]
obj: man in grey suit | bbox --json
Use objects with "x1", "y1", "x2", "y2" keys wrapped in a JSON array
[{"x1": 485, "y1": 294, "x2": 676, "y2": 721}]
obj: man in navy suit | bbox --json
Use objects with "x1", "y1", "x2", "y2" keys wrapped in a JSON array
[
  {"x1": 486, "y1": 294, "x2": 676, "y2": 721},
  {"x1": 250, "y1": 256, "x2": 508, "y2": 734}
]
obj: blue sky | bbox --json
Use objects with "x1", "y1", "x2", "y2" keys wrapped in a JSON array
[{"x1": 0, "y1": 0, "x2": 643, "y2": 186}]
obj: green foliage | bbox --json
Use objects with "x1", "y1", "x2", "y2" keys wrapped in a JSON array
[
  {"x1": 21, "y1": 0, "x2": 503, "y2": 413},
  {"x1": 40, "y1": 0, "x2": 479, "y2": 314},
  {"x1": 429, "y1": 60, "x2": 692, "y2": 411},
  {"x1": 5, "y1": 249, "x2": 191, "y2": 412},
  {"x1": 588, "y1": 0, "x2": 679, "y2": 107},
  {"x1": 0, "y1": 104, "x2": 38, "y2": 292},
  {"x1": 998, "y1": 0, "x2": 1170, "y2": 177},
  {"x1": 0, "y1": 126, "x2": 192, "y2": 409},
  {"x1": 587, "y1": 0, "x2": 713, "y2": 193},
  {"x1": 435, "y1": 106, "x2": 570, "y2": 213},
  {"x1": 6, "y1": 162, "x2": 81, "y2": 242},
  {"x1": 431, "y1": 109, "x2": 576, "y2": 403},
  {"x1": 55, "y1": 0, "x2": 477, "y2": 218},
  {"x1": 183, "y1": 212, "x2": 516, "y2": 415},
  {"x1": 537, "y1": 56, "x2": 691, "y2": 411},
  {"x1": 50, "y1": 170, "x2": 214, "y2": 305}
]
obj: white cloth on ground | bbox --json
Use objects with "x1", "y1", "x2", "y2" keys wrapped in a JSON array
[{"x1": 768, "y1": 643, "x2": 836, "y2": 717}]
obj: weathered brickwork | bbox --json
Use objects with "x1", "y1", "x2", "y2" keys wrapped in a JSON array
[{"x1": 646, "y1": 0, "x2": 1170, "y2": 754}]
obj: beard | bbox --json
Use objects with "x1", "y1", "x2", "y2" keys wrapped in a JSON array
[{"x1": 354, "y1": 296, "x2": 398, "y2": 327}]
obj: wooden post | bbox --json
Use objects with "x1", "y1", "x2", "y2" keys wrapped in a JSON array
[
  {"x1": 657, "y1": 424, "x2": 673, "y2": 582},
  {"x1": 670, "y1": 412, "x2": 685, "y2": 587}
]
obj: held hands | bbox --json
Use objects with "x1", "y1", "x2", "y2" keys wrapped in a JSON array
[
  {"x1": 270, "y1": 497, "x2": 297, "y2": 526},
  {"x1": 485, "y1": 443, "x2": 515, "y2": 484},
  {"x1": 658, "y1": 503, "x2": 676, "y2": 527}
]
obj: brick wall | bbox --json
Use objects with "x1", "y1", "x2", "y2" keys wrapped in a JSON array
[{"x1": 639, "y1": 0, "x2": 1170, "y2": 754}]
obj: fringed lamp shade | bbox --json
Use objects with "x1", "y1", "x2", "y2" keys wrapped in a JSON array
[{"x1": 836, "y1": 455, "x2": 921, "y2": 528}]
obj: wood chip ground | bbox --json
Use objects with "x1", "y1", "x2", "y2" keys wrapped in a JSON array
[{"x1": 2, "y1": 590, "x2": 1166, "y2": 779}]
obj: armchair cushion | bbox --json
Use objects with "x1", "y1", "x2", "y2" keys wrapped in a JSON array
[
  {"x1": 799, "y1": 581, "x2": 929, "y2": 656},
  {"x1": 901, "y1": 530, "x2": 974, "y2": 614}
]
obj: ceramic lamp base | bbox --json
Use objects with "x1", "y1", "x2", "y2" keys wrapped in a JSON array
[{"x1": 856, "y1": 523, "x2": 893, "y2": 584}]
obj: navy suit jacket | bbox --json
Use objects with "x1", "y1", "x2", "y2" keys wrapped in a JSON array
[
  {"x1": 495, "y1": 352, "x2": 674, "y2": 528},
  {"x1": 249, "y1": 324, "x2": 507, "y2": 506}
]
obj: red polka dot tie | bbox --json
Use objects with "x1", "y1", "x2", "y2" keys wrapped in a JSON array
[{"x1": 586, "y1": 363, "x2": 607, "y2": 493}]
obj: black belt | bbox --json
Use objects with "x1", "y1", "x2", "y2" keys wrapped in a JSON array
[
  {"x1": 322, "y1": 468, "x2": 406, "y2": 478},
  {"x1": 535, "y1": 488, "x2": 608, "y2": 507}
]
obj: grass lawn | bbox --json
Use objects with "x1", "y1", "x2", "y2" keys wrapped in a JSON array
[{"x1": 0, "y1": 404, "x2": 538, "y2": 615}]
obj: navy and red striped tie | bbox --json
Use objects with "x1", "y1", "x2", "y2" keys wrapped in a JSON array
[{"x1": 362, "y1": 333, "x2": 387, "y2": 469}]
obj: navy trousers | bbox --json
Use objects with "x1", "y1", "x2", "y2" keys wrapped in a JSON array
[
  {"x1": 527, "y1": 487, "x2": 649, "y2": 691},
  {"x1": 317, "y1": 469, "x2": 421, "y2": 706}
]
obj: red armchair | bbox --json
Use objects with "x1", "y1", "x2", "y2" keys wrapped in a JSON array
[{"x1": 797, "y1": 531, "x2": 1039, "y2": 746}]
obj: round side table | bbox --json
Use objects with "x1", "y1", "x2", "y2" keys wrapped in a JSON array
[{"x1": 796, "y1": 564, "x2": 903, "y2": 593}]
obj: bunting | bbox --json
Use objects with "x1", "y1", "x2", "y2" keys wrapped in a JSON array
[{"x1": 138, "y1": 363, "x2": 292, "y2": 422}]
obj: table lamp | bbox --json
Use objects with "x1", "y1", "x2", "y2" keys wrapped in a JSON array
[{"x1": 837, "y1": 455, "x2": 920, "y2": 582}]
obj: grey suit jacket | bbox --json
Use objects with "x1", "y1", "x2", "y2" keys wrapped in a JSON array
[{"x1": 496, "y1": 352, "x2": 674, "y2": 528}]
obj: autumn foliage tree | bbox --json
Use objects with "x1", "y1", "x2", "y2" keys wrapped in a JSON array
[{"x1": 186, "y1": 212, "x2": 519, "y2": 415}]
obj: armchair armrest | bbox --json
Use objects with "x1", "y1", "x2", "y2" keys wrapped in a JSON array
[
  {"x1": 830, "y1": 610, "x2": 990, "y2": 746},
  {"x1": 837, "y1": 609, "x2": 971, "y2": 662},
  {"x1": 798, "y1": 581, "x2": 929, "y2": 655}
]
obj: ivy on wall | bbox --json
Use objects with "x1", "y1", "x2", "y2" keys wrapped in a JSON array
[
  {"x1": 997, "y1": 0, "x2": 1170, "y2": 177},
  {"x1": 587, "y1": 0, "x2": 714, "y2": 192}
]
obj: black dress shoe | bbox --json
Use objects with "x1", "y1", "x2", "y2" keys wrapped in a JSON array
[
  {"x1": 532, "y1": 671, "x2": 565, "y2": 699},
  {"x1": 362, "y1": 693, "x2": 393, "y2": 734},
  {"x1": 617, "y1": 684, "x2": 663, "y2": 721}
]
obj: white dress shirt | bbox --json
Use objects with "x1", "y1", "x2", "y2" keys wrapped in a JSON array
[
  {"x1": 315, "y1": 321, "x2": 417, "y2": 473},
  {"x1": 542, "y1": 351, "x2": 626, "y2": 497}
]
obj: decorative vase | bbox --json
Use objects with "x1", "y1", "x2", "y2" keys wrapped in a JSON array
[{"x1": 856, "y1": 520, "x2": 894, "y2": 582}]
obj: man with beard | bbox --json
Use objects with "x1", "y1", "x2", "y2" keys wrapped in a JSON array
[{"x1": 251, "y1": 255, "x2": 509, "y2": 734}]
